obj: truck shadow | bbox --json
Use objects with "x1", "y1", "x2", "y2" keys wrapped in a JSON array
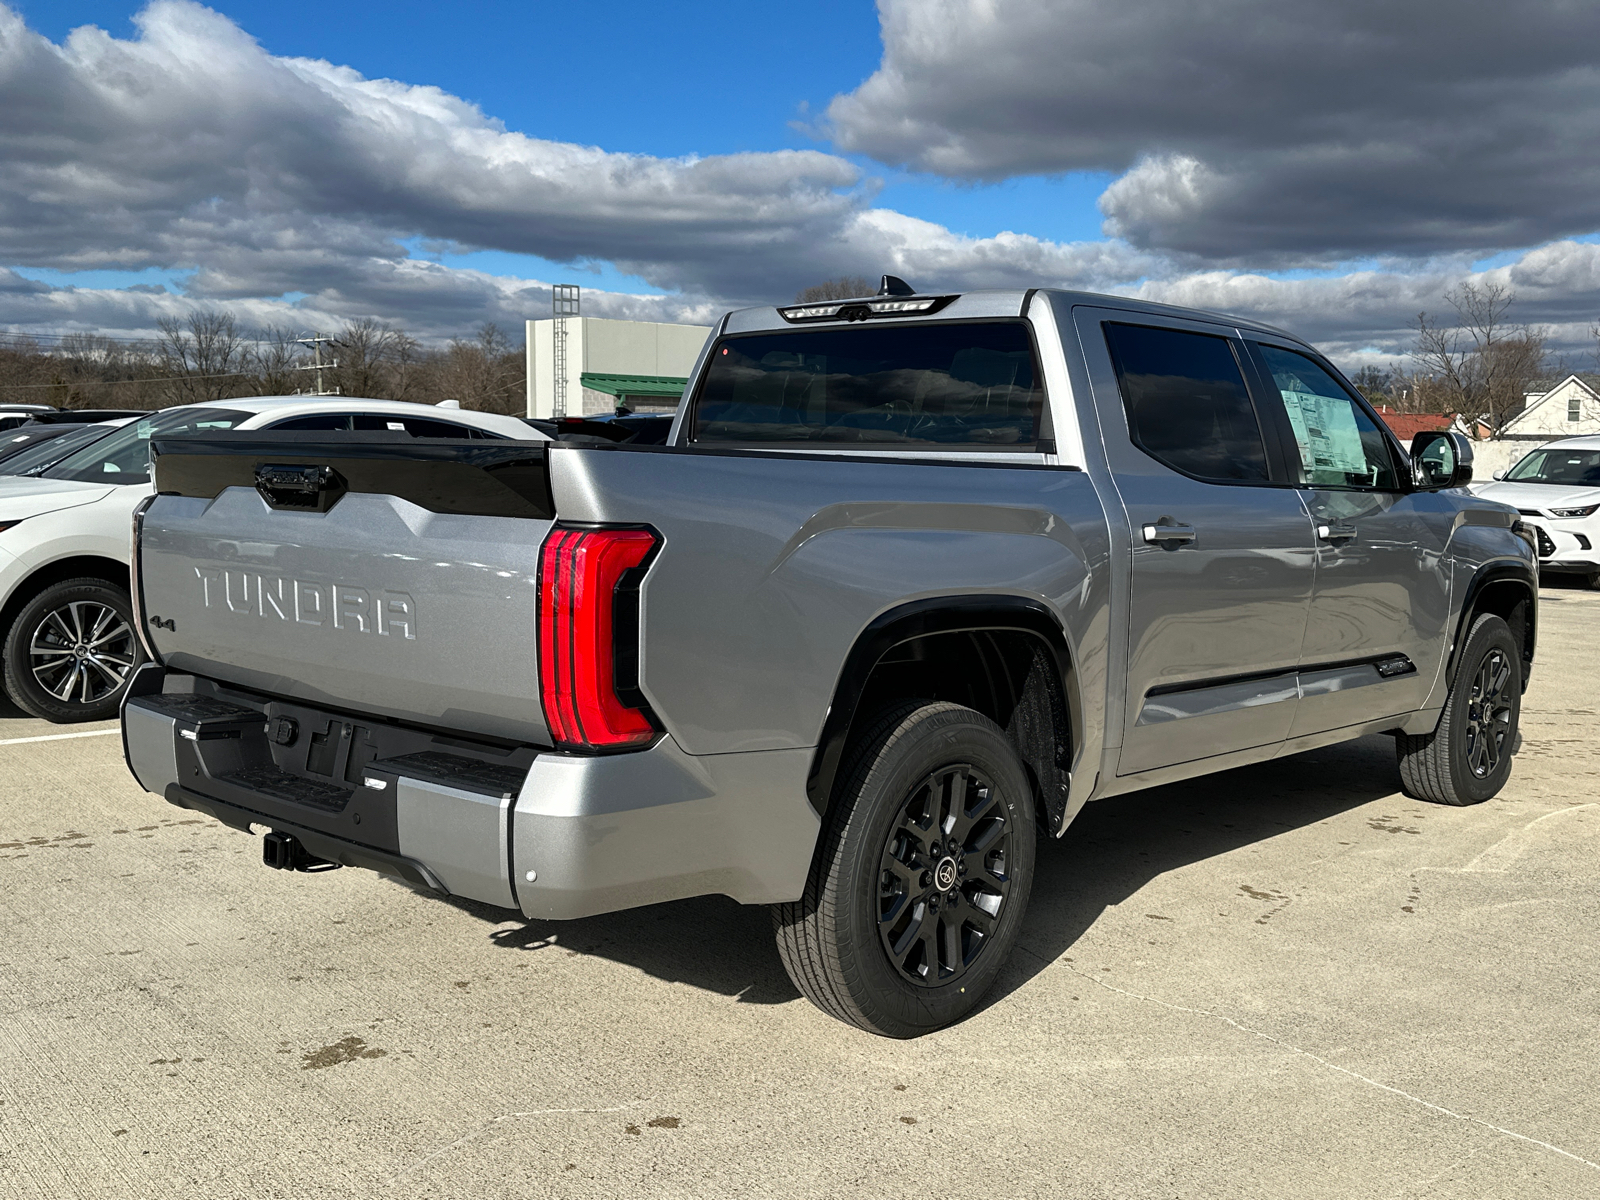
[
  {"x1": 445, "y1": 735, "x2": 1401, "y2": 1012},
  {"x1": 982, "y1": 732, "x2": 1401, "y2": 1014}
]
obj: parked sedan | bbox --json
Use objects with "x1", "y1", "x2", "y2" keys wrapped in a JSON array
[{"x1": 1471, "y1": 434, "x2": 1600, "y2": 586}]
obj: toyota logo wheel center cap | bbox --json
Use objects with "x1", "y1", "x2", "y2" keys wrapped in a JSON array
[{"x1": 934, "y1": 857, "x2": 958, "y2": 891}]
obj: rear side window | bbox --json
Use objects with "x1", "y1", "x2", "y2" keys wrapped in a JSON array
[
  {"x1": 268, "y1": 413, "x2": 352, "y2": 431},
  {"x1": 1103, "y1": 323, "x2": 1268, "y2": 483},
  {"x1": 689, "y1": 321, "x2": 1043, "y2": 448},
  {"x1": 351, "y1": 414, "x2": 490, "y2": 438}
]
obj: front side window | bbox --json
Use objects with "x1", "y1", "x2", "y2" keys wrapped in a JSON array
[
  {"x1": 43, "y1": 407, "x2": 247, "y2": 485},
  {"x1": 690, "y1": 321, "x2": 1043, "y2": 448},
  {"x1": 1506, "y1": 448, "x2": 1600, "y2": 485},
  {"x1": 1103, "y1": 322, "x2": 1268, "y2": 483},
  {"x1": 1254, "y1": 345, "x2": 1399, "y2": 490}
]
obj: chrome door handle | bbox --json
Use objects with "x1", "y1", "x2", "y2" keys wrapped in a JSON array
[
  {"x1": 1317, "y1": 523, "x2": 1357, "y2": 542},
  {"x1": 1142, "y1": 523, "x2": 1196, "y2": 546}
]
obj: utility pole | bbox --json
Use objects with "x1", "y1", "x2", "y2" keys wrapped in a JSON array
[
  {"x1": 551, "y1": 285, "x2": 579, "y2": 419},
  {"x1": 295, "y1": 333, "x2": 341, "y2": 396}
]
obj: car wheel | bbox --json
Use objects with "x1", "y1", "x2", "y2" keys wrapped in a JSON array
[
  {"x1": 2, "y1": 578, "x2": 145, "y2": 722},
  {"x1": 1396, "y1": 613, "x2": 1521, "y2": 805},
  {"x1": 773, "y1": 701, "x2": 1037, "y2": 1037}
]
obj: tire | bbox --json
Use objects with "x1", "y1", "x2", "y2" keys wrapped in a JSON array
[
  {"x1": 773, "y1": 701, "x2": 1037, "y2": 1037},
  {"x1": 1396, "y1": 613, "x2": 1521, "y2": 805},
  {"x1": 2, "y1": 578, "x2": 145, "y2": 722}
]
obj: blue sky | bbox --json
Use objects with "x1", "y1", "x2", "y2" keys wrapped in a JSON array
[
  {"x1": 20, "y1": 0, "x2": 1111, "y2": 298},
  {"x1": 4, "y1": 0, "x2": 1599, "y2": 363}
]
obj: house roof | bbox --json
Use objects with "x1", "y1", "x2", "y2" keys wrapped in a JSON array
[
  {"x1": 1525, "y1": 373, "x2": 1600, "y2": 395},
  {"x1": 1500, "y1": 374, "x2": 1600, "y2": 435},
  {"x1": 1372, "y1": 406, "x2": 1453, "y2": 442}
]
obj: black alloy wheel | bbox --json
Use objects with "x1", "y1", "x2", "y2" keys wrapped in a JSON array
[
  {"x1": 773, "y1": 701, "x2": 1037, "y2": 1037},
  {"x1": 878, "y1": 763, "x2": 1013, "y2": 986},
  {"x1": 2, "y1": 578, "x2": 145, "y2": 722},
  {"x1": 1462, "y1": 647, "x2": 1514, "y2": 780},
  {"x1": 1396, "y1": 612, "x2": 1522, "y2": 805}
]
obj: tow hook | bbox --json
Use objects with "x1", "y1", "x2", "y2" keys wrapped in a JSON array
[{"x1": 262, "y1": 831, "x2": 341, "y2": 873}]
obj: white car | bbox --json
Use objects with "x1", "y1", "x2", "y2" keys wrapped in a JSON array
[
  {"x1": 0, "y1": 397, "x2": 543, "y2": 722},
  {"x1": 1470, "y1": 434, "x2": 1600, "y2": 588}
]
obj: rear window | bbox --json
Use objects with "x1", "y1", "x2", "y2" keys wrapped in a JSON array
[{"x1": 689, "y1": 321, "x2": 1043, "y2": 448}]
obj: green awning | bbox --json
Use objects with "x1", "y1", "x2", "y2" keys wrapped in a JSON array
[{"x1": 579, "y1": 372, "x2": 688, "y2": 399}]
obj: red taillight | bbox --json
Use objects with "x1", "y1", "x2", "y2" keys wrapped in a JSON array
[{"x1": 538, "y1": 526, "x2": 659, "y2": 750}]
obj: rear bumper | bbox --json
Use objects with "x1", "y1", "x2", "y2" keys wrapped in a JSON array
[{"x1": 121, "y1": 667, "x2": 819, "y2": 920}]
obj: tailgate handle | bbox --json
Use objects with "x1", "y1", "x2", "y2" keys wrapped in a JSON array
[{"x1": 255, "y1": 463, "x2": 346, "y2": 512}]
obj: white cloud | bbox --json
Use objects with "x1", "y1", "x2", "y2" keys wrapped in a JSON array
[
  {"x1": 0, "y1": 0, "x2": 1597, "y2": 370},
  {"x1": 828, "y1": 0, "x2": 1600, "y2": 262}
]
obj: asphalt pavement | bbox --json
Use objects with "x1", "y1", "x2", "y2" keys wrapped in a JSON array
[{"x1": 2, "y1": 584, "x2": 1597, "y2": 1199}]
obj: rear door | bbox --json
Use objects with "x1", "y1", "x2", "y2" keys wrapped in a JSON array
[
  {"x1": 1074, "y1": 308, "x2": 1317, "y2": 776},
  {"x1": 1243, "y1": 338, "x2": 1453, "y2": 733}
]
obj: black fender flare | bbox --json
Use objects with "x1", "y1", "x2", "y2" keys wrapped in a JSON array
[
  {"x1": 1446, "y1": 559, "x2": 1537, "y2": 691},
  {"x1": 805, "y1": 595, "x2": 1078, "y2": 817}
]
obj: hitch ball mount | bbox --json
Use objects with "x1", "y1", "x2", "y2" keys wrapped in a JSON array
[{"x1": 261, "y1": 830, "x2": 341, "y2": 873}]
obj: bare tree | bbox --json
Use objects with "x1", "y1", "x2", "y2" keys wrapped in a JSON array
[
  {"x1": 795, "y1": 275, "x2": 874, "y2": 303},
  {"x1": 241, "y1": 326, "x2": 305, "y2": 396},
  {"x1": 434, "y1": 323, "x2": 523, "y2": 414},
  {"x1": 1411, "y1": 283, "x2": 1547, "y2": 434},
  {"x1": 1348, "y1": 365, "x2": 1399, "y2": 408},
  {"x1": 156, "y1": 311, "x2": 249, "y2": 405},
  {"x1": 329, "y1": 318, "x2": 419, "y2": 400}
]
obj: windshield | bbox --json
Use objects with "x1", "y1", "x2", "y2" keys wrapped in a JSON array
[
  {"x1": 43, "y1": 407, "x2": 247, "y2": 485},
  {"x1": 0, "y1": 424, "x2": 113, "y2": 476},
  {"x1": 690, "y1": 321, "x2": 1043, "y2": 448},
  {"x1": 1505, "y1": 448, "x2": 1600, "y2": 486}
]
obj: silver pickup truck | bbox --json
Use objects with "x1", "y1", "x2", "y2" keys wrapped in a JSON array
[{"x1": 120, "y1": 283, "x2": 1536, "y2": 1036}]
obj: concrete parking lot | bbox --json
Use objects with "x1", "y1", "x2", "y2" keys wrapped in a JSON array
[{"x1": 2, "y1": 586, "x2": 1597, "y2": 1200}]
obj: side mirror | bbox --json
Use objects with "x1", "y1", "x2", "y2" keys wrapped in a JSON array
[
  {"x1": 1410, "y1": 430, "x2": 1474, "y2": 490},
  {"x1": 1492, "y1": 469, "x2": 1507, "y2": 481}
]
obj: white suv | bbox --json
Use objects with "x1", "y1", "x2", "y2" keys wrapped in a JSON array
[
  {"x1": 0, "y1": 397, "x2": 542, "y2": 722},
  {"x1": 1471, "y1": 434, "x2": 1600, "y2": 587}
]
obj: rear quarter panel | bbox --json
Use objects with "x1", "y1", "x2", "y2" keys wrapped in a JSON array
[{"x1": 549, "y1": 446, "x2": 1112, "y2": 757}]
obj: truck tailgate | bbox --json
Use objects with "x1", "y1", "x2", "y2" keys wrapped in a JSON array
[{"x1": 139, "y1": 434, "x2": 555, "y2": 744}]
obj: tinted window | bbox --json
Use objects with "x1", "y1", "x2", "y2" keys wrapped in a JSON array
[
  {"x1": 690, "y1": 322, "x2": 1043, "y2": 447},
  {"x1": 351, "y1": 414, "x2": 488, "y2": 438},
  {"x1": 1505, "y1": 448, "x2": 1600, "y2": 485},
  {"x1": 1103, "y1": 323, "x2": 1268, "y2": 482},
  {"x1": 0, "y1": 425, "x2": 73, "y2": 464},
  {"x1": 43, "y1": 407, "x2": 246, "y2": 485},
  {"x1": 0, "y1": 424, "x2": 109, "y2": 475},
  {"x1": 1255, "y1": 345, "x2": 1398, "y2": 490},
  {"x1": 268, "y1": 413, "x2": 352, "y2": 431}
]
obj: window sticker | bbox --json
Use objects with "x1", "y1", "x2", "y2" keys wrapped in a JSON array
[{"x1": 1278, "y1": 388, "x2": 1369, "y2": 481}]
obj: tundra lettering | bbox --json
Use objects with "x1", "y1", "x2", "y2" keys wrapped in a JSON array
[{"x1": 193, "y1": 566, "x2": 416, "y2": 639}]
